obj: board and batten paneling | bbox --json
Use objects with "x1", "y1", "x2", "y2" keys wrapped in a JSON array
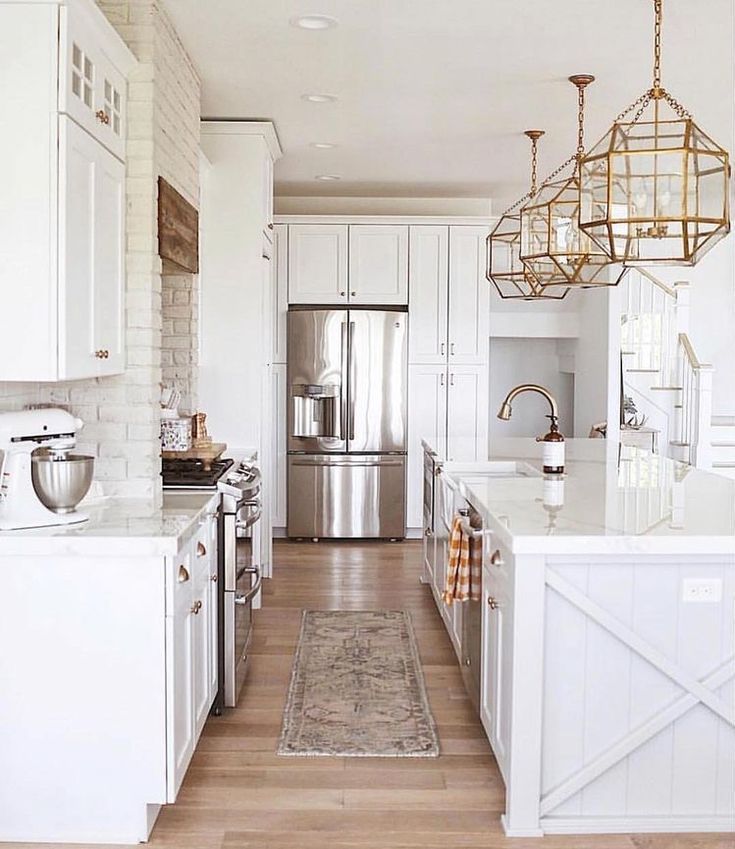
[{"x1": 540, "y1": 555, "x2": 735, "y2": 829}]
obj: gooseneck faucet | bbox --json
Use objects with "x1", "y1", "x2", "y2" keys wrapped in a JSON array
[{"x1": 497, "y1": 384, "x2": 559, "y2": 423}]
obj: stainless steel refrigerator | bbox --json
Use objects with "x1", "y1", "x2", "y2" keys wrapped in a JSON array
[{"x1": 287, "y1": 307, "x2": 407, "y2": 539}]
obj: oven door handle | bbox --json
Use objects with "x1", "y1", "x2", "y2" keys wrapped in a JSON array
[
  {"x1": 234, "y1": 566, "x2": 262, "y2": 605},
  {"x1": 235, "y1": 503, "x2": 262, "y2": 531}
]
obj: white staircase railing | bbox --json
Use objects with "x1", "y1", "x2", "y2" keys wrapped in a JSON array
[
  {"x1": 677, "y1": 333, "x2": 714, "y2": 470},
  {"x1": 620, "y1": 270, "x2": 713, "y2": 470}
]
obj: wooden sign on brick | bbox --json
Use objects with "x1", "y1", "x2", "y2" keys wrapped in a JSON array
[{"x1": 157, "y1": 177, "x2": 199, "y2": 273}]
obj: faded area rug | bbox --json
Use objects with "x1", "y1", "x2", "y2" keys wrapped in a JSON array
[{"x1": 277, "y1": 610, "x2": 439, "y2": 757}]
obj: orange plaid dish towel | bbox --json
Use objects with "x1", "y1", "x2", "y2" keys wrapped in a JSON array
[{"x1": 442, "y1": 515, "x2": 481, "y2": 604}]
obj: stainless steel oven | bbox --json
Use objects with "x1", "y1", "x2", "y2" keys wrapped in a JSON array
[{"x1": 217, "y1": 463, "x2": 262, "y2": 710}]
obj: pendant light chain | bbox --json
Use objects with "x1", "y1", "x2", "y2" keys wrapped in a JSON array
[
  {"x1": 653, "y1": 0, "x2": 662, "y2": 95},
  {"x1": 576, "y1": 82, "x2": 586, "y2": 171},
  {"x1": 530, "y1": 135, "x2": 539, "y2": 194}
]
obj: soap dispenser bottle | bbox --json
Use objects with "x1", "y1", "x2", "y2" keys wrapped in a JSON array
[{"x1": 537, "y1": 415, "x2": 565, "y2": 475}]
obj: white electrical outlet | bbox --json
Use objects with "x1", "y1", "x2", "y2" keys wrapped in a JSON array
[{"x1": 682, "y1": 578, "x2": 722, "y2": 603}]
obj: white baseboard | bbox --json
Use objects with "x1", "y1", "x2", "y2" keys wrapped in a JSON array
[
  {"x1": 500, "y1": 814, "x2": 544, "y2": 837},
  {"x1": 540, "y1": 815, "x2": 734, "y2": 834}
]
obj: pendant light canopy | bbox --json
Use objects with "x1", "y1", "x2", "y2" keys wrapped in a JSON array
[
  {"x1": 486, "y1": 131, "x2": 569, "y2": 300},
  {"x1": 579, "y1": 0, "x2": 731, "y2": 266},
  {"x1": 520, "y1": 75, "x2": 628, "y2": 290}
]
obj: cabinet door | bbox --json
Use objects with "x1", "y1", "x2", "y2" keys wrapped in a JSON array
[
  {"x1": 59, "y1": 118, "x2": 125, "y2": 379},
  {"x1": 192, "y1": 552, "x2": 211, "y2": 740},
  {"x1": 205, "y1": 518, "x2": 219, "y2": 704},
  {"x1": 348, "y1": 225, "x2": 408, "y2": 305},
  {"x1": 166, "y1": 551, "x2": 195, "y2": 802},
  {"x1": 272, "y1": 364, "x2": 287, "y2": 528},
  {"x1": 288, "y1": 224, "x2": 348, "y2": 304},
  {"x1": 408, "y1": 226, "x2": 448, "y2": 362},
  {"x1": 448, "y1": 226, "x2": 490, "y2": 365},
  {"x1": 59, "y1": 6, "x2": 126, "y2": 161},
  {"x1": 446, "y1": 365, "x2": 488, "y2": 462},
  {"x1": 94, "y1": 143, "x2": 125, "y2": 375},
  {"x1": 263, "y1": 154, "x2": 274, "y2": 237},
  {"x1": 407, "y1": 364, "x2": 447, "y2": 529},
  {"x1": 272, "y1": 225, "x2": 288, "y2": 363},
  {"x1": 481, "y1": 547, "x2": 512, "y2": 778}
]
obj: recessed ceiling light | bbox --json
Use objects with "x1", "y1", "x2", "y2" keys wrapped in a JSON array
[
  {"x1": 290, "y1": 14, "x2": 337, "y2": 30},
  {"x1": 311, "y1": 142, "x2": 337, "y2": 149},
  {"x1": 315, "y1": 174, "x2": 341, "y2": 181},
  {"x1": 302, "y1": 93, "x2": 338, "y2": 103}
]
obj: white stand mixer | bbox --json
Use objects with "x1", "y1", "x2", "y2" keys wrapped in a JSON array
[{"x1": 0, "y1": 409, "x2": 89, "y2": 531}]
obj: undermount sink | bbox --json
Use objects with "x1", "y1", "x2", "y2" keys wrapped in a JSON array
[{"x1": 456, "y1": 461, "x2": 543, "y2": 481}]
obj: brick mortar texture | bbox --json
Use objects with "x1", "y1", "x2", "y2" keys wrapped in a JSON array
[{"x1": 0, "y1": 0, "x2": 201, "y2": 503}]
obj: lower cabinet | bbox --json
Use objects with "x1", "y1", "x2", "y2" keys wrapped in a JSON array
[
  {"x1": 480, "y1": 538, "x2": 513, "y2": 781},
  {"x1": 166, "y1": 512, "x2": 218, "y2": 802},
  {"x1": 272, "y1": 363, "x2": 287, "y2": 528}
]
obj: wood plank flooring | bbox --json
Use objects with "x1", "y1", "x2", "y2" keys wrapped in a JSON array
[{"x1": 13, "y1": 541, "x2": 733, "y2": 848}]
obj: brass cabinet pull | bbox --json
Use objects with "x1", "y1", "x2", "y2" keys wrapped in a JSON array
[
  {"x1": 95, "y1": 109, "x2": 110, "y2": 125},
  {"x1": 350, "y1": 291, "x2": 356, "y2": 297},
  {"x1": 450, "y1": 342, "x2": 455, "y2": 355},
  {"x1": 197, "y1": 541, "x2": 206, "y2": 557},
  {"x1": 340, "y1": 291, "x2": 346, "y2": 297},
  {"x1": 190, "y1": 599, "x2": 202, "y2": 615},
  {"x1": 487, "y1": 596, "x2": 499, "y2": 610},
  {"x1": 425, "y1": 527, "x2": 433, "y2": 537},
  {"x1": 178, "y1": 564, "x2": 190, "y2": 583},
  {"x1": 490, "y1": 549, "x2": 504, "y2": 567}
]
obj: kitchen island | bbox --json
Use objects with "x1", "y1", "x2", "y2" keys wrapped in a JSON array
[
  {"x1": 0, "y1": 492, "x2": 219, "y2": 844},
  {"x1": 423, "y1": 437, "x2": 735, "y2": 837}
]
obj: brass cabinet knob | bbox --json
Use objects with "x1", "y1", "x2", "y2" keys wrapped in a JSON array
[
  {"x1": 104, "y1": 350, "x2": 109, "y2": 358},
  {"x1": 490, "y1": 549, "x2": 504, "y2": 567},
  {"x1": 487, "y1": 596, "x2": 499, "y2": 610},
  {"x1": 95, "y1": 109, "x2": 110, "y2": 125},
  {"x1": 268, "y1": 222, "x2": 274, "y2": 230},
  {"x1": 210, "y1": 573, "x2": 218, "y2": 583},
  {"x1": 191, "y1": 599, "x2": 202, "y2": 615},
  {"x1": 197, "y1": 541, "x2": 206, "y2": 557},
  {"x1": 178, "y1": 564, "x2": 190, "y2": 583},
  {"x1": 95, "y1": 350, "x2": 105, "y2": 359},
  {"x1": 425, "y1": 527, "x2": 433, "y2": 537}
]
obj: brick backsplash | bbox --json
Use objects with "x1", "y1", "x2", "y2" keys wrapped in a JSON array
[{"x1": 0, "y1": 0, "x2": 201, "y2": 502}]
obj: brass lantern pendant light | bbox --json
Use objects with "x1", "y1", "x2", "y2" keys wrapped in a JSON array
[
  {"x1": 486, "y1": 130, "x2": 569, "y2": 300},
  {"x1": 579, "y1": 0, "x2": 731, "y2": 266},
  {"x1": 520, "y1": 75, "x2": 628, "y2": 290}
]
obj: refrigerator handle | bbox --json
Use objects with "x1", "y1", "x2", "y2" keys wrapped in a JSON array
[
  {"x1": 348, "y1": 320, "x2": 356, "y2": 441},
  {"x1": 340, "y1": 321, "x2": 348, "y2": 441}
]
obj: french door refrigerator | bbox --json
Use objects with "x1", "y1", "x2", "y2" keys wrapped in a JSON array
[{"x1": 287, "y1": 306, "x2": 407, "y2": 539}]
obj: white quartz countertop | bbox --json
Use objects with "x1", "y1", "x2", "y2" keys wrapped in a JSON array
[
  {"x1": 0, "y1": 491, "x2": 218, "y2": 557},
  {"x1": 423, "y1": 437, "x2": 735, "y2": 555}
]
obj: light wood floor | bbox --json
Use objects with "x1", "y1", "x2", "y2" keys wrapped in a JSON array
[{"x1": 16, "y1": 541, "x2": 733, "y2": 849}]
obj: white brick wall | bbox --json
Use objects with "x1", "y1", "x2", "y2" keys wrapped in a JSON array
[{"x1": 0, "y1": 0, "x2": 201, "y2": 502}]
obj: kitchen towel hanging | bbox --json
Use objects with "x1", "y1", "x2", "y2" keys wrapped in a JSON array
[{"x1": 442, "y1": 515, "x2": 481, "y2": 604}]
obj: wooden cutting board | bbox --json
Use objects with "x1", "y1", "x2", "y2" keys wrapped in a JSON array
[{"x1": 161, "y1": 441, "x2": 226, "y2": 470}]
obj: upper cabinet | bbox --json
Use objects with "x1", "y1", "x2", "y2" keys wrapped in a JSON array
[
  {"x1": 287, "y1": 223, "x2": 408, "y2": 305},
  {"x1": 408, "y1": 226, "x2": 449, "y2": 362},
  {"x1": 0, "y1": 0, "x2": 135, "y2": 382},
  {"x1": 348, "y1": 225, "x2": 408, "y2": 305},
  {"x1": 448, "y1": 226, "x2": 490, "y2": 365},
  {"x1": 288, "y1": 225, "x2": 349, "y2": 304}
]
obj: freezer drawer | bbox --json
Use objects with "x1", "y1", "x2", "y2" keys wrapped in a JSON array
[{"x1": 288, "y1": 454, "x2": 406, "y2": 539}]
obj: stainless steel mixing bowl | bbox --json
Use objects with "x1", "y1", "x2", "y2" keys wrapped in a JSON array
[{"x1": 31, "y1": 454, "x2": 95, "y2": 514}]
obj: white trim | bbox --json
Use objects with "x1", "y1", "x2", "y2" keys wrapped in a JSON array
[
  {"x1": 274, "y1": 214, "x2": 494, "y2": 226},
  {"x1": 201, "y1": 120, "x2": 283, "y2": 160},
  {"x1": 540, "y1": 815, "x2": 735, "y2": 834}
]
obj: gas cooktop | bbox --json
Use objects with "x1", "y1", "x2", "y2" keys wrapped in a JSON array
[{"x1": 161, "y1": 457, "x2": 234, "y2": 490}]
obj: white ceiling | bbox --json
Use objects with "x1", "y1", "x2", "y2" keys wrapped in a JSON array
[{"x1": 165, "y1": 0, "x2": 734, "y2": 209}]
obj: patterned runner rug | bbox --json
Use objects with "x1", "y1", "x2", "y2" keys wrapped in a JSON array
[{"x1": 277, "y1": 610, "x2": 439, "y2": 757}]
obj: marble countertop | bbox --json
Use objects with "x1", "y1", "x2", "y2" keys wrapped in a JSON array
[
  {"x1": 0, "y1": 491, "x2": 218, "y2": 557},
  {"x1": 423, "y1": 437, "x2": 735, "y2": 555}
]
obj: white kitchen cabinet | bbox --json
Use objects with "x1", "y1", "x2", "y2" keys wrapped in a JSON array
[
  {"x1": 288, "y1": 224, "x2": 349, "y2": 304},
  {"x1": 407, "y1": 364, "x2": 447, "y2": 529},
  {"x1": 263, "y1": 154, "x2": 275, "y2": 238},
  {"x1": 60, "y1": 116, "x2": 125, "y2": 378},
  {"x1": 272, "y1": 224, "x2": 288, "y2": 363},
  {"x1": 272, "y1": 363, "x2": 288, "y2": 528},
  {"x1": 448, "y1": 226, "x2": 490, "y2": 365},
  {"x1": 408, "y1": 226, "x2": 449, "y2": 362},
  {"x1": 481, "y1": 541, "x2": 513, "y2": 781},
  {"x1": 192, "y1": 531, "x2": 214, "y2": 740},
  {"x1": 166, "y1": 546, "x2": 196, "y2": 802},
  {"x1": 59, "y1": 2, "x2": 127, "y2": 160},
  {"x1": 447, "y1": 365, "x2": 489, "y2": 461},
  {"x1": 0, "y1": 0, "x2": 134, "y2": 382},
  {"x1": 348, "y1": 225, "x2": 408, "y2": 305},
  {"x1": 204, "y1": 519, "x2": 219, "y2": 704}
]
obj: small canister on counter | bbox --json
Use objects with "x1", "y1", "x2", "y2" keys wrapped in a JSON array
[{"x1": 161, "y1": 416, "x2": 192, "y2": 452}]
